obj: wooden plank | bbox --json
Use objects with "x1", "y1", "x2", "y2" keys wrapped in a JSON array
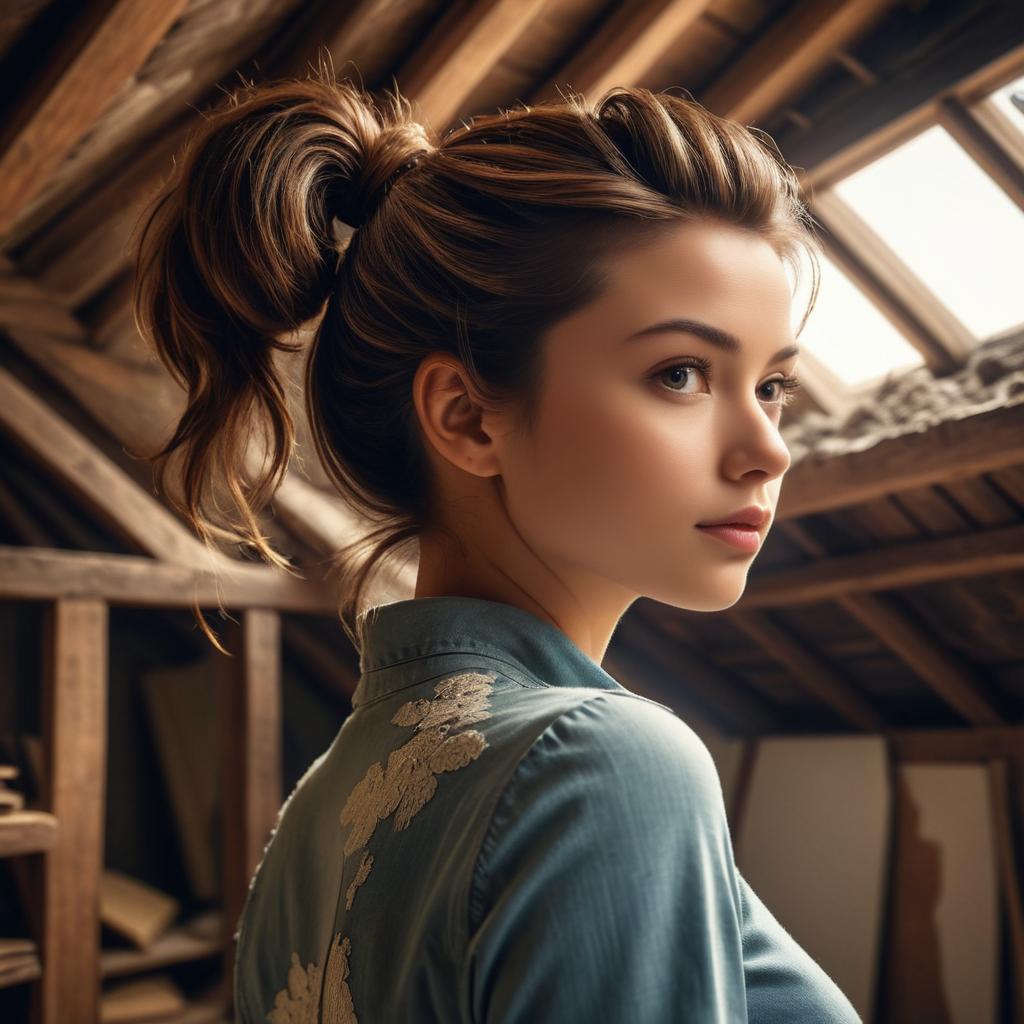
[
  {"x1": 728, "y1": 608, "x2": 888, "y2": 730},
  {"x1": 778, "y1": 402, "x2": 1024, "y2": 519},
  {"x1": 0, "y1": 545, "x2": 340, "y2": 614},
  {"x1": 0, "y1": 0, "x2": 188, "y2": 237},
  {"x1": 699, "y1": 0, "x2": 895, "y2": 124},
  {"x1": 530, "y1": 0, "x2": 711, "y2": 103},
  {"x1": 739, "y1": 522, "x2": 1024, "y2": 609},
  {"x1": 100, "y1": 912, "x2": 223, "y2": 979},
  {"x1": 219, "y1": 609, "x2": 282, "y2": 1017},
  {"x1": 40, "y1": 597, "x2": 108, "y2": 1024},
  {"x1": 396, "y1": 0, "x2": 548, "y2": 132},
  {"x1": 0, "y1": 0, "x2": 188, "y2": 238},
  {"x1": 773, "y1": 518, "x2": 1005, "y2": 730},
  {"x1": 0, "y1": 810, "x2": 58, "y2": 857},
  {"x1": 0, "y1": 364, "x2": 226, "y2": 570}
]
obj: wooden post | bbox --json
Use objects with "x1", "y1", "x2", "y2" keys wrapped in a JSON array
[
  {"x1": 38, "y1": 597, "x2": 108, "y2": 1024},
  {"x1": 218, "y1": 608, "x2": 282, "y2": 1016}
]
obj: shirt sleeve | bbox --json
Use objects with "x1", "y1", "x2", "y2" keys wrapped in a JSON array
[{"x1": 464, "y1": 694, "x2": 748, "y2": 1024}]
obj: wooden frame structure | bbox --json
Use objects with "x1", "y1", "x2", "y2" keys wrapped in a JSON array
[{"x1": 2, "y1": 1, "x2": 1023, "y2": 1021}]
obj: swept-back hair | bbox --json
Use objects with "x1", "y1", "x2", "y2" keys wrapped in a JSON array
[{"x1": 132, "y1": 63, "x2": 820, "y2": 654}]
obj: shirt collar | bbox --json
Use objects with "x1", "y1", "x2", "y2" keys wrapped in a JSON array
[{"x1": 352, "y1": 595, "x2": 628, "y2": 708}]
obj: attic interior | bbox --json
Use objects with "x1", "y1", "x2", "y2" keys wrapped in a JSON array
[{"x1": 0, "y1": 0, "x2": 1023, "y2": 1021}]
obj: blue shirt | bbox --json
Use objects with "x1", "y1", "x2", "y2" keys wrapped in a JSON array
[{"x1": 234, "y1": 595, "x2": 862, "y2": 1022}]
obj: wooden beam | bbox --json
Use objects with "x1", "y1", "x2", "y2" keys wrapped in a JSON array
[
  {"x1": 809, "y1": 189, "x2": 974, "y2": 371},
  {"x1": 530, "y1": 0, "x2": 711, "y2": 104},
  {"x1": 0, "y1": 254, "x2": 85, "y2": 340},
  {"x1": 395, "y1": 0, "x2": 549, "y2": 133},
  {"x1": 727, "y1": 608, "x2": 888, "y2": 730},
  {"x1": 845, "y1": 593, "x2": 1004, "y2": 726},
  {"x1": 772, "y1": 517, "x2": 1006, "y2": 728},
  {"x1": 0, "y1": 0, "x2": 188, "y2": 239},
  {"x1": 933, "y1": 94, "x2": 1024, "y2": 214},
  {"x1": 619, "y1": 604, "x2": 783, "y2": 736},
  {"x1": 782, "y1": 16, "x2": 1024, "y2": 186},
  {"x1": 4, "y1": 295, "x2": 415, "y2": 599},
  {"x1": 778, "y1": 400, "x2": 1024, "y2": 519},
  {"x1": 698, "y1": 0, "x2": 895, "y2": 125},
  {"x1": 219, "y1": 609, "x2": 282, "y2": 1017},
  {"x1": 40, "y1": 597, "x2": 108, "y2": 1024},
  {"x1": 0, "y1": 363, "x2": 227, "y2": 571},
  {"x1": 740, "y1": 522, "x2": 1024, "y2": 609},
  {"x1": 0, "y1": 546, "x2": 341, "y2": 615}
]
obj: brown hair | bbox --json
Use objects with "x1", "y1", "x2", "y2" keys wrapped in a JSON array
[{"x1": 131, "y1": 64, "x2": 821, "y2": 656}]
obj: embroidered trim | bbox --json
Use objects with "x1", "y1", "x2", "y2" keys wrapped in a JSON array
[
  {"x1": 339, "y1": 671, "x2": 495, "y2": 854},
  {"x1": 344, "y1": 852, "x2": 373, "y2": 911},
  {"x1": 268, "y1": 671, "x2": 496, "y2": 1023}
]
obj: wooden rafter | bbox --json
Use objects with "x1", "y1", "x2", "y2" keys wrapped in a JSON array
[
  {"x1": 0, "y1": 0, "x2": 189, "y2": 239},
  {"x1": 530, "y1": 0, "x2": 711, "y2": 103},
  {"x1": 0, "y1": 363, "x2": 231, "y2": 571},
  {"x1": 739, "y1": 521, "x2": 1024, "y2": 609},
  {"x1": 933, "y1": 94, "x2": 1024, "y2": 213},
  {"x1": 778, "y1": 399, "x2": 1024, "y2": 519},
  {"x1": 698, "y1": 0, "x2": 896, "y2": 125},
  {"x1": 726, "y1": 609, "x2": 887, "y2": 730},
  {"x1": 755, "y1": 518, "x2": 1005, "y2": 728},
  {"x1": 394, "y1": 0, "x2": 549, "y2": 133},
  {"x1": 0, "y1": 546, "x2": 340, "y2": 614}
]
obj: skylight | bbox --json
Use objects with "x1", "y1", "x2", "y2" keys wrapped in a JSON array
[
  {"x1": 788, "y1": 250, "x2": 923, "y2": 388},
  {"x1": 832, "y1": 123, "x2": 1024, "y2": 341}
]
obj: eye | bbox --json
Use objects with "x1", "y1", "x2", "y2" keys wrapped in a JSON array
[
  {"x1": 652, "y1": 357, "x2": 712, "y2": 395},
  {"x1": 759, "y1": 375, "x2": 803, "y2": 407},
  {"x1": 651, "y1": 358, "x2": 803, "y2": 408}
]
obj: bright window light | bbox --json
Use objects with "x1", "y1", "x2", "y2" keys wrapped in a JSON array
[
  {"x1": 788, "y1": 249, "x2": 924, "y2": 387},
  {"x1": 833, "y1": 124, "x2": 1024, "y2": 341}
]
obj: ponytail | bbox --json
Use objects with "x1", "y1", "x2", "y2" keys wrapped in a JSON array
[{"x1": 130, "y1": 67, "x2": 431, "y2": 652}]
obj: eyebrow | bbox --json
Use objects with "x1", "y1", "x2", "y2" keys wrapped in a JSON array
[{"x1": 624, "y1": 318, "x2": 800, "y2": 365}]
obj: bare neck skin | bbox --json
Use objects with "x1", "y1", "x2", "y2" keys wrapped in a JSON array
[{"x1": 413, "y1": 218, "x2": 798, "y2": 667}]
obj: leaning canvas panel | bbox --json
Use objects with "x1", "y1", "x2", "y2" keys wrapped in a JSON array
[
  {"x1": 734, "y1": 734, "x2": 890, "y2": 1024},
  {"x1": 884, "y1": 763, "x2": 999, "y2": 1024}
]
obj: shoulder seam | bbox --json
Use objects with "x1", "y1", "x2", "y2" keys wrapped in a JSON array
[{"x1": 464, "y1": 691, "x2": 622, "y2": 940}]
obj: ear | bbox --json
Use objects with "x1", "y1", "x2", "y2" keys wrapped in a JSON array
[{"x1": 412, "y1": 353, "x2": 503, "y2": 478}]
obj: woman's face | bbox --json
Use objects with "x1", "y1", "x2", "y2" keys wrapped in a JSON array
[{"x1": 494, "y1": 217, "x2": 799, "y2": 614}]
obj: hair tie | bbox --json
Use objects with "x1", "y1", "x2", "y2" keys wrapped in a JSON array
[{"x1": 338, "y1": 154, "x2": 424, "y2": 231}]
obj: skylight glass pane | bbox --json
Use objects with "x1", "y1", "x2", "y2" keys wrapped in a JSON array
[
  {"x1": 833, "y1": 124, "x2": 1024, "y2": 341},
  {"x1": 988, "y1": 73, "x2": 1024, "y2": 134},
  {"x1": 788, "y1": 250, "x2": 923, "y2": 387}
]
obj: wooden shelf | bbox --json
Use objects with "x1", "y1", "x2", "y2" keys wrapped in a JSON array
[
  {"x1": 0, "y1": 937, "x2": 41, "y2": 989},
  {"x1": 0, "y1": 810, "x2": 58, "y2": 856},
  {"x1": 100, "y1": 911, "x2": 223, "y2": 979}
]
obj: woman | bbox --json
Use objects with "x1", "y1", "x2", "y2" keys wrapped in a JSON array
[{"x1": 133, "y1": 68, "x2": 861, "y2": 1023}]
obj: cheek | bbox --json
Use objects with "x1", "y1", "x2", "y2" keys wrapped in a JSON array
[{"x1": 502, "y1": 376, "x2": 711, "y2": 564}]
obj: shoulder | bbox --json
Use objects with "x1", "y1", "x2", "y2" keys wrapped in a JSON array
[
  {"x1": 470, "y1": 691, "x2": 729, "y2": 905},
  {"x1": 500, "y1": 690, "x2": 724, "y2": 808}
]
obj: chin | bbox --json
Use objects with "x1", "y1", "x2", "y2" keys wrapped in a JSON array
[{"x1": 642, "y1": 576, "x2": 748, "y2": 614}]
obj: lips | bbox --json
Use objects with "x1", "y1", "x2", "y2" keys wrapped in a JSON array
[{"x1": 696, "y1": 505, "x2": 769, "y2": 529}]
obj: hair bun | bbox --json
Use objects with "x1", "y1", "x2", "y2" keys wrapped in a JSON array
[{"x1": 335, "y1": 151, "x2": 426, "y2": 229}]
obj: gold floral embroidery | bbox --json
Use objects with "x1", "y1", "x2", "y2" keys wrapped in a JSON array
[
  {"x1": 268, "y1": 671, "x2": 496, "y2": 1022},
  {"x1": 268, "y1": 933, "x2": 354, "y2": 1024},
  {"x1": 339, "y1": 671, "x2": 495, "y2": 855},
  {"x1": 344, "y1": 852, "x2": 373, "y2": 910},
  {"x1": 322, "y1": 934, "x2": 356, "y2": 1024}
]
